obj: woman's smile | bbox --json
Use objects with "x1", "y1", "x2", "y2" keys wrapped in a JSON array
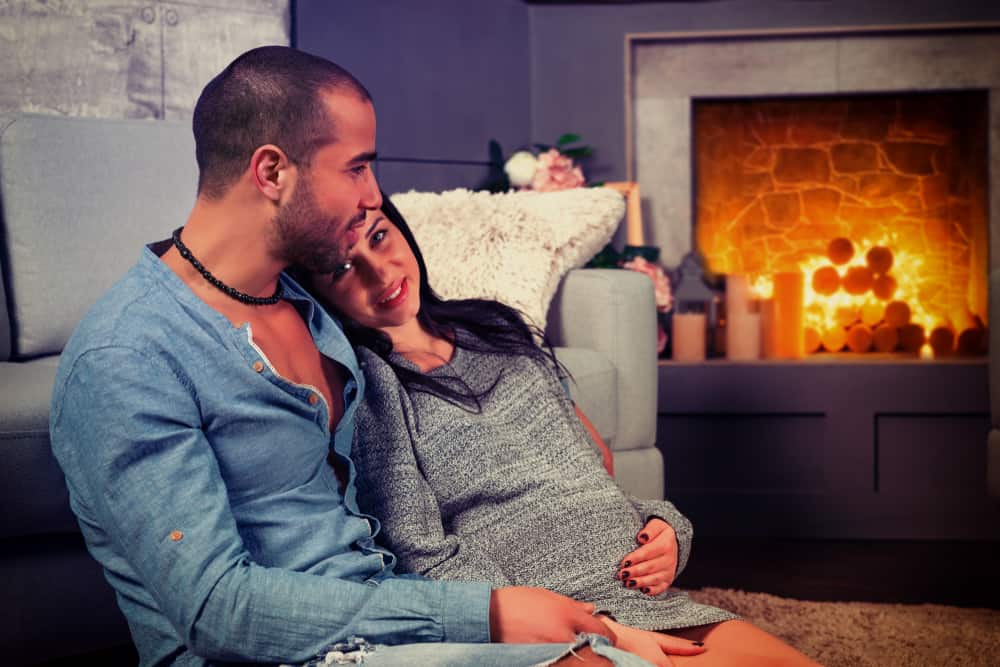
[{"x1": 376, "y1": 277, "x2": 409, "y2": 309}]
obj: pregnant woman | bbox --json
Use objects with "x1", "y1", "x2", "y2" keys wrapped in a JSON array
[{"x1": 304, "y1": 196, "x2": 818, "y2": 666}]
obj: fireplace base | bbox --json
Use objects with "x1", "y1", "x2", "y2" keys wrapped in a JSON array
[{"x1": 656, "y1": 359, "x2": 998, "y2": 539}]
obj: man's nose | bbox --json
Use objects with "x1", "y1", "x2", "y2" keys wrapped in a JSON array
[{"x1": 359, "y1": 168, "x2": 382, "y2": 211}]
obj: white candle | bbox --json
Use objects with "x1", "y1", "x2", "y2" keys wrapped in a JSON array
[
  {"x1": 672, "y1": 313, "x2": 707, "y2": 362},
  {"x1": 726, "y1": 275, "x2": 752, "y2": 317},
  {"x1": 727, "y1": 312, "x2": 761, "y2": 360}
]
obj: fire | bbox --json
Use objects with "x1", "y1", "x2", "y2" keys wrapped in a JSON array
[{"x1": 743, "y1": 234, "x2": 973, "y2": 355}]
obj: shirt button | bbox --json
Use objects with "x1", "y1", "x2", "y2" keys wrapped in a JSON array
[
  {"x1": 252, "y1": 360, "x2": 264, "y2": 373},
  {"x1": 308, "y1": 393, "x2": 319, "y2": 406}
]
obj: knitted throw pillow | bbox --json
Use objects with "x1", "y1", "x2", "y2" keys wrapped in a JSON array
[{"x1": 390, "y1": 187, "x2": 625, "y2": 330}]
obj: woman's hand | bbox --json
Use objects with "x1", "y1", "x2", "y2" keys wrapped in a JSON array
[
  {"x1": 597, "y1": 617, "x2": 706, "y2": 667},
  {"x1": 618, "y1": 518, "x2": 678, "y2": 596}
]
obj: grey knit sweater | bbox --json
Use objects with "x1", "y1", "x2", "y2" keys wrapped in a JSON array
[{"x1": 351, "y1": 340, "x2": 738, "y2": 631}]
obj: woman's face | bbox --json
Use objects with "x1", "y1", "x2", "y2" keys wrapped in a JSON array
[{"x1": 311, "y1": 209, "x2": 422, "y2": 336}]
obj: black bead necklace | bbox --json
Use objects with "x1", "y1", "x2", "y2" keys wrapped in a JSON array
[{"x1": 171, "y1": 227, "x2": 283, "y2": 306}]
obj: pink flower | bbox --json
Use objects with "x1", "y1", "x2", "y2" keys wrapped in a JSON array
[
  {"x1": 530, "y1": 148, "x2": 585, "y2": 192},
  {"x1": 656, "y1": 322, "x2": 668, "y2": 355},
  {"x1": 621, "y1": 256, "x2": 672, "y2": 313}
]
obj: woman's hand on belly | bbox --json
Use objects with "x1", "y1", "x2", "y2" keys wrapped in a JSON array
[{"x1": 618, "y1": 518, "x2": 678, "y2": 596}]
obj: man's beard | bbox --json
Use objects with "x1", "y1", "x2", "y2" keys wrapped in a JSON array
[{"x1": 272, "y1": 176, "x2": 361, "y2": 274}]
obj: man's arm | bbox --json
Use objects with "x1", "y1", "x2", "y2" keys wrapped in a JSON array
[{"x1": 51, "y1": 347, "x2": 492, "y2": 664}]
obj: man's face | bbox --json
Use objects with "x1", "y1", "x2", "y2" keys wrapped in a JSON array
[{"x1": 273, "y1": 90, "x2": 381, "y2": 273}]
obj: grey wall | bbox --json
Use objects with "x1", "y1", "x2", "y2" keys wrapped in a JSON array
[
  {"x1": 0, "y1": 0, "x2": 289, "y2": 120},
  {"x1": 295, "y1": 0, "x2": 530, "y2": 195},
  {"x1": 528, "y1": 0, "x2": 1000, "y2": 184}
]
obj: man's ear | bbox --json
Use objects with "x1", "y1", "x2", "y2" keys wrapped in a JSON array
[{"x1": 249, "y1": 144, "x2": 292, "y2": 202}]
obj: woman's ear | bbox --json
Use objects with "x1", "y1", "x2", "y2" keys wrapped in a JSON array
[{"x1": 249, "y1": 144, "x2": 291, "y2": 202}]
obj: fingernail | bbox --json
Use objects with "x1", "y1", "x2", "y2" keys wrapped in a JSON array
[
  {"x1": 641, "y1": 586, "x2": 650, "y2": 594},
  {"x1": 623, "y1": 560, "x2": 632, "y2": 567},
  {"x1": 692, "y1": 641, "x2": 704, "y2": 647},
  {"x1": 620, "y1": 570, "x2": 630, "y2": 579},
  {"x1": 639, "y1": 533, "x2": 649, "y2": 542},
  {"x1": 627, "y1": 579, "x2": 637, "y2": 588}
]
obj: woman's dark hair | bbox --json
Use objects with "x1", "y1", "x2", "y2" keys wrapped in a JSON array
[{"x1": 312, "y1": 193, "x2": 568, "y2": 411}]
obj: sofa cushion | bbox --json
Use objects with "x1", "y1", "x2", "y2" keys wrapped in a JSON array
[
  {"x1": 0, "y1": 114, "x2": 196, "y2": 359},
  {"x1": 390, "y1": 187, "x2": 624, "y2": 330},
  {"x1": 0, "y1": 357, "x2": 79, "y2": 538}
]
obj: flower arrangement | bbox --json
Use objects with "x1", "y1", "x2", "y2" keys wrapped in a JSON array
[{"x1": 478, "y1": 134, "x2": 593, "y2": 193}]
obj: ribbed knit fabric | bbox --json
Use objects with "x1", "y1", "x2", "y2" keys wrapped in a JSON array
[{"x1": 351, "y1": 337, "x2": 738, "y2": 631}]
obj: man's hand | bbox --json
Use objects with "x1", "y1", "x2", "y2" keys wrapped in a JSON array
[
  {"x1": 598, "y1": 617, "x2": 706, "y2": 667},
  {"x1": 489, "y1": 587, "x2": 617, "y2": 645},
  {"x1": 618, "y1": 518, "x2": 678, "y2": 595}
]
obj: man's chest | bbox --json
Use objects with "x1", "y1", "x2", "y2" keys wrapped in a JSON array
[{"x1": 244, "y1": 305, "x2": 346, "y2": 428}]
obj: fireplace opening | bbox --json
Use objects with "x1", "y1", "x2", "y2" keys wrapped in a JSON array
[{"x1": 693, "y1": 90, "x2": 989, "y2": 359}]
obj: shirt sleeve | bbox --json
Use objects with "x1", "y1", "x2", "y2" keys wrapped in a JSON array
[
  {"x1": 626, "y1": 495, "x2": 694, "y2": 578},
  {"x1": 50, "y1": 346, "x2": 492, "y2": 664}
]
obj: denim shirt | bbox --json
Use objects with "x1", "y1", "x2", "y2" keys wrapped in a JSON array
[{"x1": 50, "y1": 244, "x2": 491, "y2": 666}]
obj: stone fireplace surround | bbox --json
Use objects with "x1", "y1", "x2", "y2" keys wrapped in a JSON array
[{"x1": 626, "y1": 24, "x2": 1000, "y2": 539}]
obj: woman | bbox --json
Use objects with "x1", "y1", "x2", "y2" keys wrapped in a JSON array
[{"x1": 306, "y1": 197, "x2": 818, "y2": 666}]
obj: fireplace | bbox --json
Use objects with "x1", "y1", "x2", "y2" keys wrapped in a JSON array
[
  {"x1": 693, "y1": 90, "x2": 989, "y2": 359},
  {"x1": 627, "y1": 25, "x2": 999, "y2": 540}
]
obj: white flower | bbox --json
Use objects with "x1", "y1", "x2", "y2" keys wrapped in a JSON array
[{"x1": 504, "y1": 151, "x2": 538, "y2": 188}]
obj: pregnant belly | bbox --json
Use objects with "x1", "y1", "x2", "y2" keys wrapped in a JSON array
[{"x1": 454, "y1": 488, "x2": 644, "y2": 599}]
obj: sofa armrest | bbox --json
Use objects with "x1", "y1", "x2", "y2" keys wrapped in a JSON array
[{"x1": 545, "y1": 268, "x2": 657, "y2": 452}]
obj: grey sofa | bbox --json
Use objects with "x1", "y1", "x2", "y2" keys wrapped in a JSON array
[{"x1": 0, "y1": 113, "x2": 661, "y2": 664}]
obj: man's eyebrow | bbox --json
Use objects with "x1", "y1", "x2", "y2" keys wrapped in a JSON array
[{"x1": 349, "y1": 150, "x2": 378, "y2": 164}]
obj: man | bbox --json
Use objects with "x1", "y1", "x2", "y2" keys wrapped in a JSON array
[{"x1": 49, "y1": 47, "x2": 704, "y2": 667}]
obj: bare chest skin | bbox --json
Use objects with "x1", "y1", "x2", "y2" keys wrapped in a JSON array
[{"x1": 242, "y1": 302, "x2": 345, "y2": 432}]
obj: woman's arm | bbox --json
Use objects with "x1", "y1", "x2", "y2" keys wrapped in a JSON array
[
  {"x1": 573, "y1": 404, "x2": 614, "y2": 476},
  {"x1": 573, "y1": 403, "x2": 693, "y2": 596}
]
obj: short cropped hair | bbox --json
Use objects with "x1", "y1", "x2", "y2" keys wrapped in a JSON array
[{"x1": 193, "y1": 45, "x2": 372, "y2": 199}]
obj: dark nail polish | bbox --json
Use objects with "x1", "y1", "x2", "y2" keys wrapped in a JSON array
[
  {"x1": 623, "y1": 560, "x2": 632, "y2": 567},
  {"x1": 641, "y1": 587, "x2": 650, "y2": 594},
  {"x1": 692, "y1": 641, "x2": 704, "y2": 647},
  {"x1": 627, "y1": 579, "x2": 637, "y2": 588},
  {"x1": 621, "y1": 570, "x2": 630, "y2": 579},
  {"x1": 639, "y1": 533, "x2": 649, "y2": 542}
]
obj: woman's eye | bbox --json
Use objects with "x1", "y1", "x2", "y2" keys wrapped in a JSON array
[{"x1": 371, "y1": 229, "x2": 387, "y2": 244}]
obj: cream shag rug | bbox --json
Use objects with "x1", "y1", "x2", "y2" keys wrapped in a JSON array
[{"x1": 685, "y1": 587, "x2": 1000, "y2": 666}]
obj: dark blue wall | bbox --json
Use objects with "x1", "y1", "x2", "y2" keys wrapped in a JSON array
[
  {"x1": 296, "y1": 1, "x2": 1000, "y2": 193},
  {"x1": 295, "y1": 0, "x2": 530, "y2": 194}
]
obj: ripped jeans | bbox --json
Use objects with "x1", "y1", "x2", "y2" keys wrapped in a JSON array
[{"x1": 293, "y1": 633, "x2": 657, "y2": 667}]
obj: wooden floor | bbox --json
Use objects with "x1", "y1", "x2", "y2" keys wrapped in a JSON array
[
  {"x1": 35, "y1": 539, "x2": 1000, "y2": 666},
  {"x1": 679, "y1": 538, "x2": 1000, "y2": 609}
]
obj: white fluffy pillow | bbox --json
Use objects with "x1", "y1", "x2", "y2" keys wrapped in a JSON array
[{"x1": 390, "y1": 187, "x2": 625, "y2": 330}]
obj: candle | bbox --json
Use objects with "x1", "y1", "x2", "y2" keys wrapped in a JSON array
[
  {"x1": 772, "y1": 272, "x2": 805, "y2": 359},
  {"x1": 726, "y1": 275, "x2": 753, "y2": 317},
  {"x1": 760, "y1": 298, "x2": 776, "y2": 358},
  {"x1": 672, "y1": 313, "x2": 707, "y2": 362},
  {"x1": 727, "y1": 312, "x2": 761, "y2": 360},
  {"x1": 726, "y1": 275, "x2": 760, "y2": 360}
]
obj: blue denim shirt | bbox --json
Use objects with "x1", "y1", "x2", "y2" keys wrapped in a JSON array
[{"x1": 50, "y1": 244, "x2": 492, "y2": 666}]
